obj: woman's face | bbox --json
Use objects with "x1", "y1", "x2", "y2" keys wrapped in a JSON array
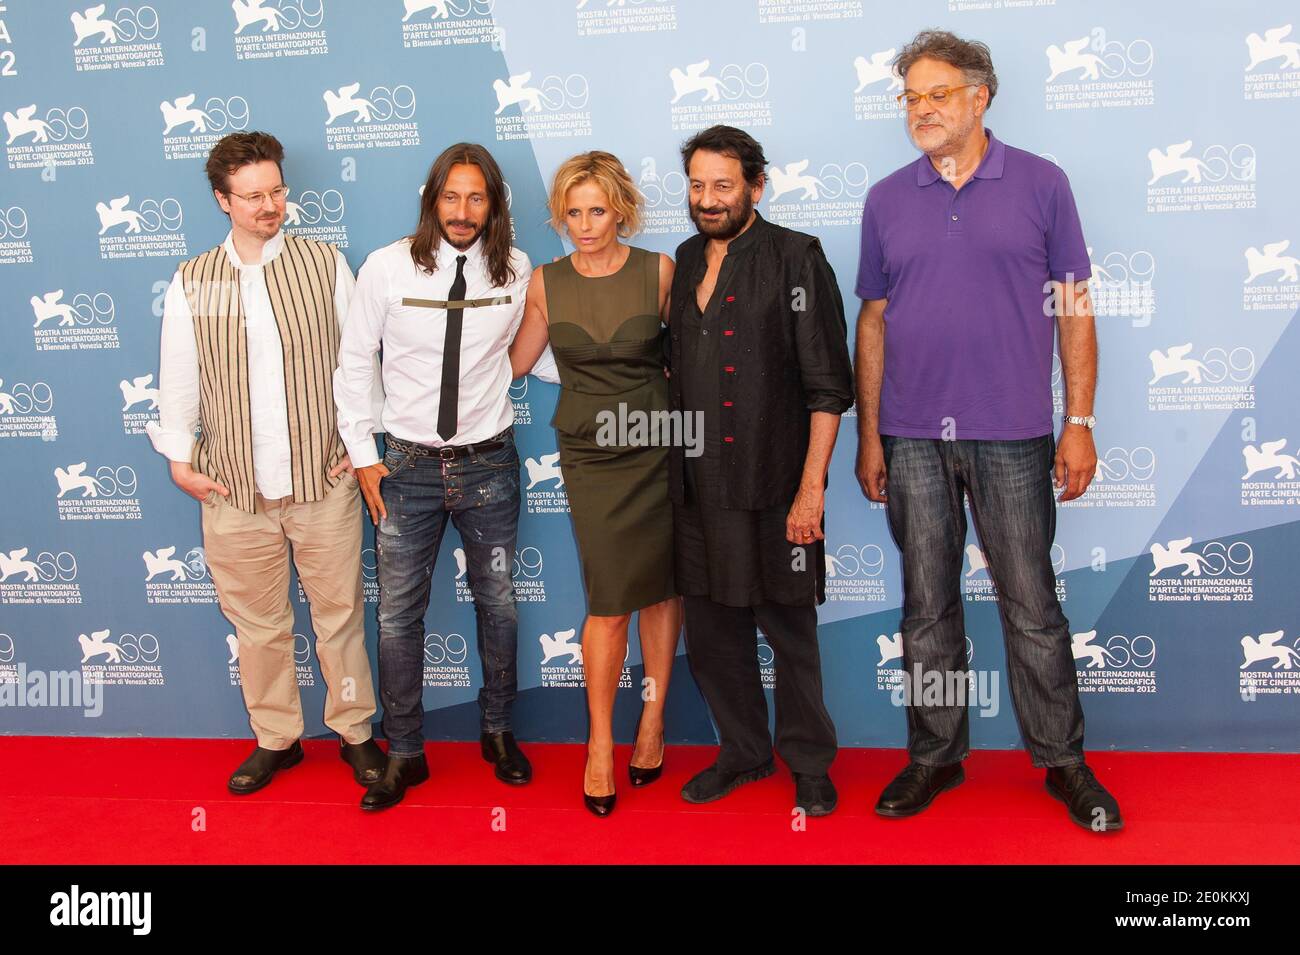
[{"x1": 563, "y1": 179, "x2": 621, "y2": 254}]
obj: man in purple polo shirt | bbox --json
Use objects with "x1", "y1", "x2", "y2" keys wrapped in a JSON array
[{"x1": 854, "y1": 30, "x2": 1122, "y2": 832}]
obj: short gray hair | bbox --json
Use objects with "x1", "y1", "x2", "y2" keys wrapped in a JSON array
[{"x1": 894, "y1": 30, "x2": 998, "y2": 106}]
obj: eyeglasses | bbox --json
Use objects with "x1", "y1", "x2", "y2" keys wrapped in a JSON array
[
  {"x1": 226, "y1": 184, "x2": 291, "y2": 207},
  {"x1": 896, "y1": 85, "x2": 977, "y2": 109}
]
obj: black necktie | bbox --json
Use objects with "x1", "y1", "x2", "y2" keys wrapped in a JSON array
[{"x1": 437, "y1": 254, "x2": 468, "y2": 441}]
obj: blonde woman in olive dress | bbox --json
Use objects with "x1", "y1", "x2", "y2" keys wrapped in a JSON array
[{"x1": 509, "y1": 151, "x2": 680, "y2": 817}]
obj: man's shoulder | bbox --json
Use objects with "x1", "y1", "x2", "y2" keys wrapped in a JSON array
[
  {"x1": 865, "y1": 159, "x2": 922, "y2": 206},
  {"x1": 179, "y1": 243, "x2": 228, "y2": 275},
  {"x1": 756, "y1": 214, "x2": 822, "y2": 259},
  {"x1": 281, "y1": 232, "x2": 339, "y2": 260},
  {"x1": 1001, "y1": 141, "x2": 1072, "y2": 186},
  {"x1": 672, "y1": 232, "x2": 707, "y2": 265},
  {"x1": 508, "y1": 245, "x2": 532, "y2": 277},
  {"x1": 358, "y1": 236, "x2": 413, "y2": 274}
]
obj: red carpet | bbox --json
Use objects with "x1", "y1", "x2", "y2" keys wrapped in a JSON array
[{"x1": 1, "y1": 738, "x2": 1295, "y2": 864}]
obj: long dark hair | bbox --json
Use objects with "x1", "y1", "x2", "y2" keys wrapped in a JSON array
[{"x1": 410, "y1": 143, "x2": 516, "y2": 287}]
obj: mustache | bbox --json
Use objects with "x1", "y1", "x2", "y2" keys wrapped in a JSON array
[{"x1": 444, "y1": 219, "x2": 478, "y2": 230}]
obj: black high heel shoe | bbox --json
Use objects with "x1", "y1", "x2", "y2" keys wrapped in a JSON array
[
  {"x1": 583, "y1": 789, "x2": 617, "y2": 817},
  {"x1": 584, "y1": 750, "x2": 616, "y2": 817},
  {"x1": 628, "y1": 717, "x2": 665, "y2": 787}
]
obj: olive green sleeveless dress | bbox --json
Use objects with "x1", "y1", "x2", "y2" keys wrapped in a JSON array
[{"x1": 545, "y1": 245, "x2": 675, "y2": 615}]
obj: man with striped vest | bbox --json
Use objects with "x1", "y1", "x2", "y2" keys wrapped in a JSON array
[{"x1": 147, "y1": 132, "x2": 385, "y2": 794}]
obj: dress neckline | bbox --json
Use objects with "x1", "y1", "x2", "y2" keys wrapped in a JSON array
[{"x1": 569, "y1": 245, "x2": 635, "y2": 280}]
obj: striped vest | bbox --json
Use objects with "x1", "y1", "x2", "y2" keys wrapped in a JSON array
[{"x1": 179, "y1": 234, "x2": 346, "y2": 513}]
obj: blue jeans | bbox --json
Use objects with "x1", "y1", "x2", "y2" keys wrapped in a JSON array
[
  {"x1": 375, "y1": 431, "x2": 521, "y2": 755},
  {"x1": 881, "y1": 434, "x2": 1085, "y2": 768}
]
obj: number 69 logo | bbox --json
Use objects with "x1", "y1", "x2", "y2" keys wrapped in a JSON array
[{"x1": 424, "y1": 632, "x2": 469, "y2": 665}]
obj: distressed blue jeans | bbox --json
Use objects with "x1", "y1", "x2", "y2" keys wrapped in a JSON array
[
  {"x1": 881, "y1": 434, "x2": 1085, "y2": 768},
  {"x1": 375, "y1": 430, "x2": 521, "y2": 755}
]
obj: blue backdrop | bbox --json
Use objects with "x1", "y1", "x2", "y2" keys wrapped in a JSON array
[{"x1": 2, "y1": 0, "x2": 1298, "y2": 753}]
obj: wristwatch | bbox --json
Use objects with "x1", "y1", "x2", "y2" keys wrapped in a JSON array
[{"x1": 1064, "y1": 414, "x2": 1096, "y2": 430}]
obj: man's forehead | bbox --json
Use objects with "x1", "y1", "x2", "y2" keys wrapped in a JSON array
[
  {"x1": 905, "y1": 58, "x2": 964, "y2": 86},
  {"x1": 688, "y1": 151, "x2": 743, "y2": 180},
  {"x1": 228, "y1": 161, "x2": 281, "y2": 188}
]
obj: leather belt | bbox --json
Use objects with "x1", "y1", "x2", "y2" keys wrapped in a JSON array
[{"x1": 386, "y1": 428, "x2": 513, "y2": 461}]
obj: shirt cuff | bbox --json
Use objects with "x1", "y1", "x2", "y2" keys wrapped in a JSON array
[
  {"x1": 855, "y1": 284, "x2": 887, "y2": 300},
  {"x1": 343, "y1": 435, "x2": 381, "y2": 469},
  {"x1": 145, "y1": 422, "x2": 194, "y2": 463}
]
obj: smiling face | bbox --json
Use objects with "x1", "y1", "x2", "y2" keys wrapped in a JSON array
[
  {"x1": 686, "y1": 149, "x2": 763, "y2": 241},
  {"x1": 437, "y1": 162, "x2": 490, "y2": 250},
  {"x1": 902, "y1": 55, "x2": 986, "y2": 157},
  {"x1": 562, "y1": 178, "x2": 621, "y2": 255},
  {"x1": 214, "y1": 159, "x2": 285, "y2": 243}
]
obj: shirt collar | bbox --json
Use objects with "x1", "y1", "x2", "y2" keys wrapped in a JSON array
[
  {"x1": 222, "y1": 228, "x2": 284, "y2": 269},
  {"x1": 722, "y1": 209, "x2": 767, "y2": 255},
  {"x1": 436, "y1": 234, "x2": 484, "y2": 269},
  {"x1": 915, "y1": 128, "x2": 1005, "y2": 187}
]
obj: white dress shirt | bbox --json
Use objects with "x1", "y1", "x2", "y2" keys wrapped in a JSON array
[
  {"x1": 334, "y1": 236, "x2": 533, "y2": 467},
  {"x1": 146, "y1": 229, "x2": 359, "y2": 499}
]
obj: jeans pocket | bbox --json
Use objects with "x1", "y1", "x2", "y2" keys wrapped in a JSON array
[
  {"x1": 472, "y1": 441, "x2": 519, "y2": 471},
  {"x1": 383, "y1": 450, "x2": 414, "y2": 478}
]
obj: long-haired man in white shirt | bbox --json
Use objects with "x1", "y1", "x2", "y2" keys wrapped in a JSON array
[
  {"x1": 334, "y1": 143, "x2": 534, "y2": 810},
  {"x1": 147, "y1": 132, "x2": 385, "y2": 794}
]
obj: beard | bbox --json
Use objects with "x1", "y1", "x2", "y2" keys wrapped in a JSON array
[
  {"x1": 910, "y1": 111, "x2": 979, "y2": 158},
  {"x1": 439, "y1": 216, "x2": 486, "y2": 250},
  {"x1": 250, "y1": 210, "x2": 283, "y2": 237},
  {"x1": 689, "y1": 189, "x2": 755, "y2": 241}
]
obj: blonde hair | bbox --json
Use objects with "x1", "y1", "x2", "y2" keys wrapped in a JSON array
[{"x1": 547, "y1": 151, "x2": 642, "y2": 238}]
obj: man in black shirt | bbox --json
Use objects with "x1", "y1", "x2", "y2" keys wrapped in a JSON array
[{"x1": 668, "y1": 125, "x2": 855, "y2": 815}]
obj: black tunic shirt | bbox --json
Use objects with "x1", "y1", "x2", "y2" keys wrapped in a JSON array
[{"x1": 671, "y1": 213, "x2": 854, "y2": 608}]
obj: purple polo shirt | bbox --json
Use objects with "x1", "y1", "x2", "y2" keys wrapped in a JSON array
[{"x1": 855, "y1": 129, "x2": 1091, "y2": 440}]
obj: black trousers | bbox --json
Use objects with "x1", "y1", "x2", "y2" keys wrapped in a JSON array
[{"x1": 683, "y1": 595, "x2": 838, "y2": 775}]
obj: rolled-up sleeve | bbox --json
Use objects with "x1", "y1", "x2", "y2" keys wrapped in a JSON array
[
  {"x1": 333, "y1": 251, "x2": 389, "y2": 468},
  {"x1": 795, "y1": 240, "x2": 855, "y2": 415}
]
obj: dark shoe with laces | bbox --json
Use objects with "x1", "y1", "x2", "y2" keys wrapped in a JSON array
[
  {"x1": 481, "y1": 731, "x2": 532, "y2": 785},
  {"x1": 681, "y1": 759, "x2": 776, "y2": 804},
  {"x1": 1046, "y1": 763, "x2": 1123, "y2": 832},
  {"x1": 227, "y1": 740, "x2": 304, "y2": 795},
  {"x1": 875, "y1": 761, "x2": 964, "y2": 817},
  {"x1": 340, "y1": 737, "x2": 387, "y2": 786},
  {"x1": 360, "y1": 753, "x2": 429, "y2": 811},
  {"x1": 793, "y1": 772, "x2": 838, "y2": 816}
]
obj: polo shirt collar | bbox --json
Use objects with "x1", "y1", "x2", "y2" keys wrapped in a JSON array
[{"x1": 915, "y1": 128, "x2": 1005, "y2": 186}]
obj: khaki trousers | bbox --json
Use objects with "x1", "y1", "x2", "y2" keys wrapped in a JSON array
[{"x1": 201, "y1": 474, "x2": 376, "y2": 749}]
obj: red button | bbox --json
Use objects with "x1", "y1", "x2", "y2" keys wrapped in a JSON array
[
  {"x1": 723, "y1": 401, "x2": 733, "y2": 407},
  {"x1": 724, "y1": 365, "x2": 735, "y2": 372},
  {"x1": 724, "y1": 329, "x2": 734, "y2": 336},
  {"x1": 725, "y1": 296, "x2": 735, "y2": 302},
  {"x1": 723, "y1": 436, "x2": 735, "y2": 443}
]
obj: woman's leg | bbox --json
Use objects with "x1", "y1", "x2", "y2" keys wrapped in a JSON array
[
  {"x1": 632, "y1": 595, "x2": 682, "y2": 767},
  {"x1": 583, "y1": 612, "x2": 632, "y2": 796}
]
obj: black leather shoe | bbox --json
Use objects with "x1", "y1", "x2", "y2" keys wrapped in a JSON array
[
  {"x1": 681, "y1": 759, "x2": 776, "y2": 804},
  {"x1": 480, "y1": 731, "x2": 532, "y2": 785},
  {"x1": 1046, "y1": 763, "x2": 1123, "y2": 832},
  {"x1": 875, "y1": 761, "x2": 964, "y2": 817},
  {"x1": 227, "y1": 740, "x2": 303, "y2": 795},
  {"x1": 360, "y1": 753, "x2": 429, "y2": 811},
  {"x1": 793, "y1": 772, "x2": 838, "y2": 816},
  {"x1": 583, "y1": 790, "x2": 617, "y2": 817},
  {"x1": 340, "y1": 737, "x2": 386, "y2": 786}
]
